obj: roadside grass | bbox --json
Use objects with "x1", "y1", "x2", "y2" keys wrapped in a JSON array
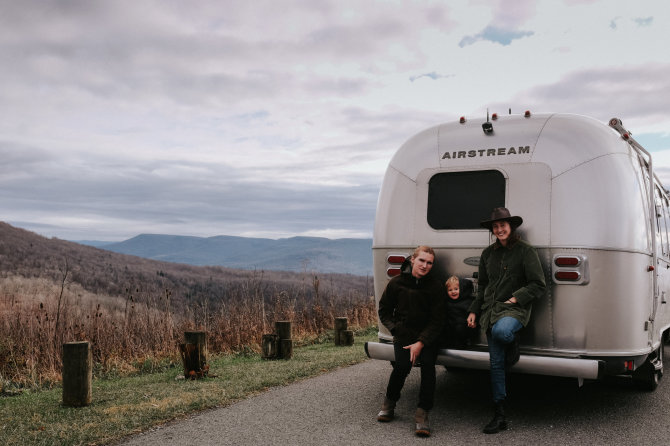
[{"x1": 0, "y1": 328, "x2": 377, "y2": 446}]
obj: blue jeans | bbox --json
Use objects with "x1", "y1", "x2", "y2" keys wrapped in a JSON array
[{"x1": 486, "y1": 317, "x2": 523, "y2": 403}]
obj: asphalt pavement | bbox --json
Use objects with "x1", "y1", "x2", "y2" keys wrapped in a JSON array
[{"x1": 116, "y1": 349, "x2": 670, "y2": 446}]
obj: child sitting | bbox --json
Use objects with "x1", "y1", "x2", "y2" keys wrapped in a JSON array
[{"x1": 443, "y1": 276, "x2": 477, "y2": 349}]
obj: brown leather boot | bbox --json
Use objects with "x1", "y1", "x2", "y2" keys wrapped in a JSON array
[
  {"x1": 376, "y1": 397, "x2": 395, "y2": 422},
  {"x1": 414, "y1": 407, "x2": 430, "y2": 437}
]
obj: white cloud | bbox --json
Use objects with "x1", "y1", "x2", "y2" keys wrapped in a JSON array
[{"x1": 1, "y1": 0, "x2": 669, "y2": 241}]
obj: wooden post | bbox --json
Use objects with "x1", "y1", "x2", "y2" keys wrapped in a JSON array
[
  {"x1": 261, "y1": 334, "x2": 279, "y2": 359},
  {"x1": 334, "y1": 317, "x2": 349, "y2": 346},
  {"x1": 275, "y1": 321, "x2": 292, "y2": 359},
  {"x1": 180, "y1": 331, "x2": 208, "y2": 379},
  {"x1": 275, "y1": 321, "x2": 292, "y2": 341},
  {"x1": 342, "y1": 329, "x2": 355, "y2": 346},
  {"x1": 280, "y1": 338, "x2": 293, "y2": 360},
  {"x1": 62, "y1": 341, "x2": 92, "y2": 407}
]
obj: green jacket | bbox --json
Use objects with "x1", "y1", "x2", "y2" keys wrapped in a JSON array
[{"x1": 468, "y1": 238, "x2": 546, "y2": 332}]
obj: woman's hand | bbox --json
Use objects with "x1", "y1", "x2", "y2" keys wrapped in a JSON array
[
  {"x1": 467, "y1": 312, "x2": 477, "y2": 328},
  {"x1": 504, "y1": 296, "x2": 518, "y2": 304},
  {"x1": 403, "y1": 341, "x2": 424, "y2": 365}
]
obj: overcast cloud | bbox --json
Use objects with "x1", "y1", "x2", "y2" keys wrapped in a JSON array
[{"x1": 1, "y1": 0, "x2": 669, "y2": 241}]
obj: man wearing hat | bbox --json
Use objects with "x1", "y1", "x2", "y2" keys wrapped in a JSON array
[{"x1": 466, "y1": 207, "x2": 546, "y2": 434}]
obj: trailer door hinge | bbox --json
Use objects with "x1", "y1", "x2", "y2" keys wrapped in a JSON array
[{"x1": 645, "y1": 320, "x2": 652, "y2": 331}]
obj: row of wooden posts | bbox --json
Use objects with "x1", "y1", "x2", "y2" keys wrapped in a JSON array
[{"x1": 62, "y1": 317, "x2": 356, "y2": 407}]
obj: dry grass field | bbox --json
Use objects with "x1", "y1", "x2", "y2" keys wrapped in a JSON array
[{"x1": 0, "y1": 222, "x2": 376, "y2": 390}]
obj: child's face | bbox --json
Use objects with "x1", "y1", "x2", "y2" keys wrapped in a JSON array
[{"x1": 447, "y1": 283, "x2": 460, "y2": 300}]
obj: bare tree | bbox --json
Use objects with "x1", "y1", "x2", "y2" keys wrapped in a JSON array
[{"x1": 53, "y1": 257, "x2": 70, "y2": 348}]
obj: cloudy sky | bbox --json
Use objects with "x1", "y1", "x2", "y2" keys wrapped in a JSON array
[{"x1": 2, "y1": 0, "x2": 669, "y2": 241}]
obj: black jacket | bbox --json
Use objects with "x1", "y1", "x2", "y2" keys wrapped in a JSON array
[
  {"x1": 378, "y1": 258, "x2": 446, "y2": 346},
  {"x1": 443, "y1": 278, "x2": 477, "y2": 348}
]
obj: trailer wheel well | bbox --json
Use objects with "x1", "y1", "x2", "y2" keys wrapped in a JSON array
[{"x1": 633, "y1": 343, "x2": 663, "y2": 391}]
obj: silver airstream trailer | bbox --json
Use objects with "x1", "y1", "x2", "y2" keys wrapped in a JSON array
[{"x1": 365, "y1": 112, "x2": 670, "y2": 390}]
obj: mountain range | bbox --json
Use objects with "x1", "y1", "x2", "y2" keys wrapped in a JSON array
[{"x1": 80, "y1": 234, "x2": 373, "y2": 275}]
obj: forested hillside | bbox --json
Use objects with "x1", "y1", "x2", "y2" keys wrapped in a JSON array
[{"x1": 0, "y1": 222, "x2": 372, "y2": 309}]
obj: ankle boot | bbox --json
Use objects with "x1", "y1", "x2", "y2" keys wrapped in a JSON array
[
  {"x1": 483, "y1": 401, "x2": 507, "y2": 434},
  {"x1": 414, "y1": 407, "x2": 430, "y2": 437},
  {"x1": 376, "y1": 397, "x2": 395, "y2": 422}
]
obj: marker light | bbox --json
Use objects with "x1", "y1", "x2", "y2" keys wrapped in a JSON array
[
  {"x1": 491, "y1": 113, "x2": 498, "y2": 120},
  {"x1": 524, "y1": 110, "x2": 532, "y2": 118},
  {"x1": 459, "y1": 116, "x2": 466, "y2": 124}
]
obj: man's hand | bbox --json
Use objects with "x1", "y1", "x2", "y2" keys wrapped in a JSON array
[{"x1": 403, "y1": 341, "x2": 424, "y2": 365}]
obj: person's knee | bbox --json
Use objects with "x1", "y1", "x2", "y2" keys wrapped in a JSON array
[
  {"x1": 491, "y1": 324, "x2": 515, "y2": 344},
  {"x1": 393, "y1": 362, "x2": 412, "y2": 376}
]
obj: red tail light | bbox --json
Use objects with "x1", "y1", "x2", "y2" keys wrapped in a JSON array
[
  {"x1": 387, "y1": 254, "x2": 408, "y2": 278},
  {"x1": 387, "y1": 255, "x2": 406, "y2": 265},
  {"x1": 552, "y1": 254, "x2": 588, "y2": 285},
  {"x1": 387, "y1": 268, "x2": 402, "y2": 277},
  {"x1": 555, "y1": 256, "x2": 580, "y2": 267},
  {"x1": 554, "y1": 271, "x2": 580, "y2": 281}
]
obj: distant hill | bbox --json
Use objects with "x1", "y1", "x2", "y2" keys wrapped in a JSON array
[
  {"x1": 82, "y1": 234, "x2": 373, "y2": 275},
  {"x1": 0, "y1": 222, "x2": 372, "y2": 308}
]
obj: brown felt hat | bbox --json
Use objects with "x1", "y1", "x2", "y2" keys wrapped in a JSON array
[{"x1": 480, "y1": 207, "x2": 523, "y2": 230}]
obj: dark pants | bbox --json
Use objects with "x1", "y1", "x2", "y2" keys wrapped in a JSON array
[{"x1": 385, "y1": 341, "x2": 439, "y2": 410}]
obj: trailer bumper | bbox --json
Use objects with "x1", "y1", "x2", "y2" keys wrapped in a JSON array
[{"x1": 365, "y1": 341, "x2": 603, "y2": 380}]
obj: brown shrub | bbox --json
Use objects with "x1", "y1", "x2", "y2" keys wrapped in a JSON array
[{"x1": 0, "y1": 274, "x2": 376, "y2": 388}]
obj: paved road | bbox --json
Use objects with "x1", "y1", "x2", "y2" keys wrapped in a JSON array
[{"x1": 117, "y1": 348, "x2": 670, "y2": 446}]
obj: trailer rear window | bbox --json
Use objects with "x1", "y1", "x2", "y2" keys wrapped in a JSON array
[{"x1": 427, "y1": 170, "x2": 506, "y2": 229}]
